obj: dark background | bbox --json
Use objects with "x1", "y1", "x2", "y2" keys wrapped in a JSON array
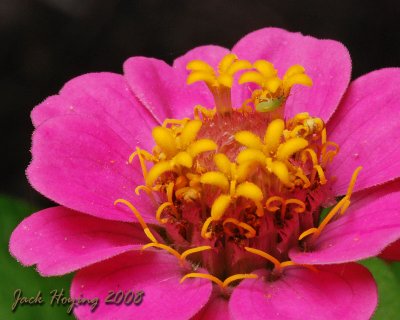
[{"x1": 1, "y1": 0, "x2": 399, "y2": 207}]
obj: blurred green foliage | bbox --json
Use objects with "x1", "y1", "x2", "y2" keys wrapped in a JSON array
[
  {"x1": 1, "y1": 195, "x2": 399, "y2": 319},
  {"x1": 0, "y1": 195, "x2": 72, "y2": 319}
]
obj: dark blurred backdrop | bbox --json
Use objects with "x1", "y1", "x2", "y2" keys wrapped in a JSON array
[{"x1": 1, "y1": 0, "x2": 399, "y2": 208}]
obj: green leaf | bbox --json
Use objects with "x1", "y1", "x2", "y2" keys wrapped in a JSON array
[
  {"x1": 361, "y1": 258, "x2": 400, "y2": 320},
  {"x1": 0, "y1": 195, "x2": 73, "y2": 319}
]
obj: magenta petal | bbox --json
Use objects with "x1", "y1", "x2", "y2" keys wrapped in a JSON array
[
  {"x1": 31, "y1": 72, "x2": 157, "y2": 150},
  {"x1": 27, "y1": 115, "x2": 156, "y2": 222},
  {"x1": 71, "y1": 251, "x2": 212, "y2": 320},
  {"x1": 193, "y1": 293, "x2": 230, "y2": 320},
  {"x1": 9, "y1": 206, "x2": 147, "y2": 275},
  {"x1": 328, "y1": 68, "x2": 400, "y2": 195},
  {"x1": 124, "y1": 57, "x2": 214, "y2": 122},
  {"x1": 230, "y1": 263, "x2": 377, "y2": 320},
  {"x1": 379, "y1": 239, "x2": 400, "y2": 262},
  {"x1": 290, "y1": 181, "x2": 400, "y2": 264},
  {"x1": 232, "y1": 27, "x2": 351, "y2": 121}
]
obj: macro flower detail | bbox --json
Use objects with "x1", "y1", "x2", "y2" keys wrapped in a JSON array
[{"x1": 10, "y1": 28, "x2": 400, "y2": 319}]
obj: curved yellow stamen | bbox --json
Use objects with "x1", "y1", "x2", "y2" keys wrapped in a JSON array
[
  {"x1": 180, "y1": 120, "x2": 203, "y2": 148},
  {"x1": 298, "y1": 227, "x2": 318, "y2": 240},
  {"x1": 265, "y1": 196, "x2": 285, "y2": 212},
  {"x1": 223, "y1": 218, "x2": 257, "y2": 238},
  {"x1": 180, "y1": 246, "x2": 212, "y2": 262},
  {"x1": 193, "y1": 105, "x2": 216, "y2": 120},
  {"x1": 156, "y1": 202, "x2": 175, "y2": 224},
  {"x1": 162, "y1": 118, "x2": 189, "y2": 128},
  {"x1": 235, "y1": 182, "x2": 264, "y2": 202},
  {"x1": 314, "y1": 165, "x2": 327, "y2": 185},
  {"x1": 316, "y1": 196, "x2": 349, "y2": 236},
  {"x1": 346, "y1": 166, "x2": 362, "y2": 198},
  {"x1": 114, "y1": 199, "x2": 158, "y2": 243},
  {"x1": 142, "y1": 242, "x2": 181, "y2": 260},
  {"x1": 285, "y1": 199, "x2": 306, "y2": 213},
  {"x1": 295, "y1": 168, "x2": 311, "y2": 189},
  {"x1": 301, "y1": 148, "x2": 319, "y2": 166},
  {"x1": 152, "y1": 126, "x2": 177, "y2": 157},
  {"x1": 180, "y1": 273, "x2": 224, "y2": 288},
  {"x1": 222, "y1": 274, "x2": 258, "y2": 287},
  {"x1": 146, "y1": 161, "x2": 174, "y2": 186},
  {"x1": 201, "y1": 217, "x2": 214, "y2": 239},
  {"x1": 244, "y1": 247, "x2": 281, "y2": 271},
  {"x1": 280, "y1": 261, "x2": 318, "y2": 273},
  {"x1": 135, "y1": 185, "x2": 153, "y2": 196}
]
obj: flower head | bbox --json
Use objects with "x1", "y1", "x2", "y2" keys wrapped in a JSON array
[{"x1": 10, "y1": 28, "x2": 400, "y2": 319}]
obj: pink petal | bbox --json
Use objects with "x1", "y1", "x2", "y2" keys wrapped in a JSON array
[
  {"x1": 232, "y1": 27, "x2": 351, "y2": 121},
  {"x1": 230, "y1": 263, "x2": 377, "y2": 320},
  {"x1": 193, "y1": 293, "x2": 230, "y2": 320},
  {"x1": 123, "y1": 57, "x2": 214, "y2": 122},
  {"x1": 71, "y1": 251, "x2": 212, "y2": 320},
  {"x1": 379, "y1": 239, "x2": 400, "y2": 262},
  {"x1": 328, "y1": 68, "x2": 400, "y2": 195},
  {"x1": 27, "y1": 114, "x2": 156, "y2": 223},
  {"x1": 9, "y1": 206, "x2": 148, "y2": 276},
  {"x1": 31, "y1": 72, "x2": 157, "y2": 150},
  {"x1": 290, "y1": 181, "x2": 400, "y2": 264}
]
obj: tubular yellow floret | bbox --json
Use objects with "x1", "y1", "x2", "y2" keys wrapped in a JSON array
[
  {"x1": 180, "y1": 246, "x2": 212, "y2": 262},
  {"x1": 218, "y1": 53, "x2": 237, "y2": 73},
  {"x1": 253, "y1": 60, "x2": 277, "y2": 78},
  {"x1": 245, "y1": 247, "x2": 281, "y2": 271},
  {"x1": 186, "y1": 60, "x2": 215, "y2": 73},
  {"x1": 268, "y1": 161, "x2": 293, "y2": 187},
  {"x1": 188, "y1": 139, "x2": 217, "y2": 157},
  {"x1": 200, "y1": 172, "x2": 230, "y2": 192},
  {"x1": 234, "y1": 131, "x2": 263, "y2": 150},
  {"x1": 227, "y1": 60, "x2": 253, "y2": 76},
  {"x1": 180, "y1": 273, "x2": 224, "y2": 288},
  {"x1": 235, "y1": 182, "x2": 264, "y2": 202},
  {"x1": 238, "y1": 71, "x2": 265, "y2": 86},
  {"x1": 172, "y1": 151, "x2": 193, "y2": 168},
  {"x1": 187, "y1": 71, "x2": 216, "y2": 86},
  {"x1": 264, "y1": 119, "x2": 285, "y2": 153},
  {"x1": 214, "y1": 153, "x2": 232, "y2": 177},
  {"x1": 236, "y1": 149, "x2": 266, "y2": 165},
  {"x1": 283, "y1": 73, "x2": 313, "y2": 93},
  {"x1": 283, "y1": 64, "x2": 305, "y2": 80},
  {"x1": 146, "y1": 161, "x2": 173, "y2": 186},
  {"x1": 276, "y1": 138, "x2": 309, "y2": 160},
  {"x1": 142, "y1": 242, "x2": 181, "y2": 261},
  {"x1": 211, "y1": 195, "x2": 232, "y2": 220},
  {"x1": 152, "y1": 126, "x2": 177, "y2": 157},
  {"x1": 223, "y1": 274, "x2": 258, "y2": 287},
  {"x1": 114, "y1": 199, "x2": 158, "y2": 243},
  {"x1": 180, "y1": 120, "x2": 203, "y2": 148}
]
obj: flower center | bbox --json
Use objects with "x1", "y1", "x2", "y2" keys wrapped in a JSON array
[{"x1": 115, "y1": 54, "x2": 361, "y2": 290}]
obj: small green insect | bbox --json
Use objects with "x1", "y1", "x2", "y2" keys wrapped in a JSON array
[{"x1": 256, "y1": 96, "x2": 285, "y2": 113}]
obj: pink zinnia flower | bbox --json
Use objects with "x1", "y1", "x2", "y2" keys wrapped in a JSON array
[{"x1": 10, "y1": 28, "x2": 400, "y2": 319}]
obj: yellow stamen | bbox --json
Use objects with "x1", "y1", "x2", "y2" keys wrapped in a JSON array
[
  {"x1": 180, "y1": 246, "x2": 212, "y2": 262},
  {"x1": 142, "y1": 242, "x2": 181, "y2": 260},
  {"x1": 267, "y1": 160, "x2": 293, "y2": 187},
  {"x1": 134, "y1": 185, "x2": 153, "y2": 196},
  {"x1": 222, "y1": 274, "x2": 258, "y2": 287},
  {"x1": 162, "y1": 118, "x2": 189, "y2": 128},
  {"x1": 200, "y1": 171, "x2": 229, "y2": 192},
  {"x1": 245, "y1": 247, "x2": 281, "y2": 271},
  {"x1": 239, "y1": 71, "x2": 265, "y2": 86},
  {"x1": 314, "y1": 165, "x2": 327, "y2": 185},
  {"x1": 172, "y1": 151, "x2": 193, "y2": 168},
  {"x1": 114, "y1": 199, "x2": 158, "y2": 243},
  {"x1": 156, "y1": 202, "x2": 174, "y2": 224},
  {"x1": 180, "y1": 273, "x2": 224, "y2": 288},
  {"x1": 280, "y1": 261, "x2": 318, "y2": 273},
  {"x1": 211, "y1": 195, "x2": 232, "y2": 220},
  {"x1": 223, "y1": 218, "x2": 257, "y2": 238},
  {"x1": 301, "y1": 148, "x2": 319, "y2": 165},
  {"x1": 283, "y1": 65, "x2": 305, "y2": 80},
  {"x1": 194, "y1": 105, "x2": 216, "y2": 119},
  {"x1": 253, "y1": 60, "x2": 277, "y2": 78},
  {"x1": 201, "y1": 217, "x2": 214, "y2": 239},
  {"x1": 187, "y1": 60, "x2": 215, "y2": 73},
  {"x1": 187, "y1": 71, "x2": 217, "y2": 86},
  {"x1": 346, "y1": 166, "x2": 362, "y2": 198},
  {"x1": 285, "y1": 199, "x2": 306, "y2": 213},
  {"x1": 298, "y1": 227, "x2": 318, "y2": 240},
  {"x1": 265, "y1": 196, "x2": 285, "y2": 212}
]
